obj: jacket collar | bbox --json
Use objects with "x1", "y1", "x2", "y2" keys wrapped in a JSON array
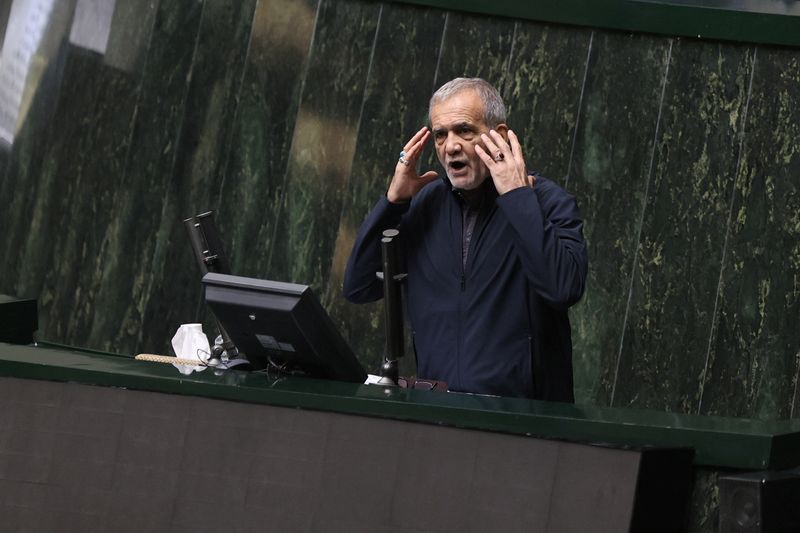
[{"x1": 445, "y1": 175, "x2": 498, "y2": 209}]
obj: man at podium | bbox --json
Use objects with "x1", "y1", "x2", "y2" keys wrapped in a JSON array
[{"x1": 344, "y1": 78, "x2": 587, "y2": 401}]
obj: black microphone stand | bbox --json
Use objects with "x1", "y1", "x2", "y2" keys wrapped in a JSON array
[
  {"x1": 377, "y1": 229, "x2": 406, "y2": 386},
  {"x1": 184, "y1": 211, "x2": 244, "y2": 367}
]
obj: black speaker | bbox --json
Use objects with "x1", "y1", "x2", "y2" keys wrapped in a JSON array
[
  {"x1": 629, "y1": 448, "x2": 694, "y2": 533},
  {"x1": 0, "y1": 296, "x2": 37, "y2": 344},
  {"x1": 719, "y1": 469, "x2": 800, "y2": 533}
]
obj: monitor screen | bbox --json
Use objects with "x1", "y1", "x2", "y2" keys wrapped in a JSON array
[{"x1": 202, "y1": 272, "x2": 367, "y2": 383}]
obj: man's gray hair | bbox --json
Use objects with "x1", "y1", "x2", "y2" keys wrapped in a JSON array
[{"x1": 429, "y1": 77, "x2": 507, "y2": 127}]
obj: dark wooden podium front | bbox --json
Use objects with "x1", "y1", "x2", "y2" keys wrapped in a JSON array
[{"x1": 0, "y1": 341, "x2": 798, "y2": 532}]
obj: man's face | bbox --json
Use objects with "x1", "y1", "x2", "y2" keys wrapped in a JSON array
[{"x1": 430, "y1": 90, "x2": 501, "y2": 191}]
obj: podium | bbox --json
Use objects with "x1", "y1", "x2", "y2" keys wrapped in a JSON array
[
  {"x1": 2, "y1": 297, "x2": 800, "y2": 531},
  {"x1": 1, "y1": 342, "x2": 797, "y2": 532}
]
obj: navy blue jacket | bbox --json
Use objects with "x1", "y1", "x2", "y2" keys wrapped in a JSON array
[{"x1": 343, "y1": 176, "x2": 587, "y2": 401}]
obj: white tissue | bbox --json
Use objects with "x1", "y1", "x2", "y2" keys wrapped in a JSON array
[{"x1": 171, "y1": 323, "x2": 210, "y2": 375}]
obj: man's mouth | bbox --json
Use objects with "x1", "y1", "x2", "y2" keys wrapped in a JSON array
[{"x1": 448, "y1": 161, "x2": 467, "y2": 171}]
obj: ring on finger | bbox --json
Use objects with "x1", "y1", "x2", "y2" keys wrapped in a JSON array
[
  {"x1": 494, "y1": 152, "x2": 505, "y2": 162},
  {"x1": 398, "y1": 150, "x2": 410, "y2": 166}
]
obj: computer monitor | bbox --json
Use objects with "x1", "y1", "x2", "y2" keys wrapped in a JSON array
[{"x1": 202, "y1": 272, "x2": 367, "y2": 383}]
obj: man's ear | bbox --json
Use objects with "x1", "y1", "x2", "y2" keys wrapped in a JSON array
[{"x1": 495, "y1": 123, "x2": 509, "y2": 141}]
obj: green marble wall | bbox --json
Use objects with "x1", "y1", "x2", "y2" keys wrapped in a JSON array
[{"x1": 3, "y1": 1, "x2": 800, "y2": 528}]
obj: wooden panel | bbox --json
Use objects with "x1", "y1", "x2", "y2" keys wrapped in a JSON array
[{"x1": 0, "y1": 376, "x2": 686, "y2": 533}]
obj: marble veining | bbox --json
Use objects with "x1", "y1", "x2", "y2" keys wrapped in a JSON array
[
  {"x1": 567, "y1": 32, "x2": 673, "y2": 405},
  {"x1": 217, "y1": 0, "x2": 320, "y2": 286},
  {"x1": 612, "y1": 39, "x2": 755, "y2": 412},
  {"x1": 85, "y1": 0, "x2": 206, "y2": 354},
  {"x1": 274, "y1": 0, "x2": 381, "y2": 292},
  {"x1": 701, "y1": 47, "x2": 800, "y2": 420}
]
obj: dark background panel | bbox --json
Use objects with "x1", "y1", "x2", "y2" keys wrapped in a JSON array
[
  {"x1": 137, "y1": 0, "x2": 259, "y2": 355},
  {"x1": 612, "y1": 40, "x2": 755, "y2": 412},
  {"x1": 566, "y1": 32, "x2": 672, "y2": 405},
  {"x1": 217, "y1": 0, "x2": 321, "y2": 283},
  {"x1": 502, "y1": 21, "x2": 592, "y2": 183},
  {"x1": 26, "y1": 0, "x2": 158, "y2": 350},
  {"x1": 700, "y1": 47, "x2": 800, "y2": 420},
  {"x1": 84, "y1": 0, "x2": 205, "y2": 354},
  {"x1": 384, "y1": 0, "x2": 800, "y2": 48},
  {"x1": 274, "y1": 0, "x2": 381, "y2": 291},
  {"x1": 433, "y1": 11, "x2": 516, "y2": 86},
  {"x1": 167, "y1": 0, "x2": 259, "y2": 233},
  {"x1": 0, "y1": 149, "x2": 6, "y2": 205},
  {"x1": 37, "y1": 48, "x2": 142, "y2": 349},
  {"x1": 11, "y1": 48, "x2": 90, "y2": 328}
]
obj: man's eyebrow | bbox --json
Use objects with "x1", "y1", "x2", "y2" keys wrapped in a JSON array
[
  {"x1": 453, "y1": 121, "x2": 477, "y2": 131},
  {"x1": 432, "y1": 121, "x2": 476, "y2": 134}
]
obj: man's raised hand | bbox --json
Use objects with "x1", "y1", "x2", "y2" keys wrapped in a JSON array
[
  {"x1": 476, "y1": 129, "x2": 535, "y2": 195},
  {"x1": 387, "y1": 126, "x2": 439, "y2": 203}
]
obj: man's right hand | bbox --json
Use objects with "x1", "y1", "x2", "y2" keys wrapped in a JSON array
[{"x1": 386, "y1": 126, "x2": 439, "y2": 203}]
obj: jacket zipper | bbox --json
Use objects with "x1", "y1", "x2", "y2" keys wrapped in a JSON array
[
  {"x1": 461, "y1": 198, "x2": 495, "y2": 292},
  {"x1": 456, "y1": 197, "x2": 465, "y2": 388},
  {"x1": 461, "y1": 205, "x2": 467, "y2": 292}
]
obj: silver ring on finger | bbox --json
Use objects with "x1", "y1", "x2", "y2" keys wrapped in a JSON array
[
  {"x1": 399, "y1": 150, "x2": 410, "y2": 166},
  {"x1": 494, "y1": 152, "x2": 505, "y2": 162}
]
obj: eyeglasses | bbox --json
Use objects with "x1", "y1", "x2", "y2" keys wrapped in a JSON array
[{"x1": 398, "y1": 377, "x2": 440, "y2": 391}]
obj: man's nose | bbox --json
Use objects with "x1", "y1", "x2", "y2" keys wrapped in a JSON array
[{"x1": 445, "y1": 133, "x2": 461, "y2": 154}]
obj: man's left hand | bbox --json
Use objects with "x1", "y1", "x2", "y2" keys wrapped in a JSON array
[{"x1": 476, "y1": 129, "x2": 535, "y2": 195}]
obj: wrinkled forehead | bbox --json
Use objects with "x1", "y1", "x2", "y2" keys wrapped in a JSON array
[{"x1": 429, "y1": 89, "x2": 486, "y2": 128}]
